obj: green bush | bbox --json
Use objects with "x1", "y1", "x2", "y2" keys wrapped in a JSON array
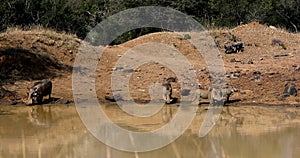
[{"x1": 1, "y1": 0, "x2": 299, "y2": 43}]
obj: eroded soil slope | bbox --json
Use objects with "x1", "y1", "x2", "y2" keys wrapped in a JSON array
[{"x1": 0, "y1": 22, "x2": 299, "y2": 105}]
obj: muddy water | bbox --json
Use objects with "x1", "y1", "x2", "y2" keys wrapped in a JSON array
[{"x1": 1, "y1": 104, "x2": 300, "y2": 158}]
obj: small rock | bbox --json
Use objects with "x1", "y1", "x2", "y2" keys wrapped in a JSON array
[
  {"x1": 247, "y1": 59, "x2": 254, "y2": 64},
  {"x1": 271, "y1": 39, "x2": 284, "y2": 46},
  {"x1": 181, "y1": 89, "x2": 191, "y2": 96},
  {"x1": 253, "y1": 71, "x2": 262, "y2": 75},
  {"x1": 184, "y1": 34, "x2": 191, "y2": 40},
  {"x1": 269, "y1": 26, "x2": 277, "y2": 30},
  {"x1": 278, "y1": 95, "x2": 286, "y2": 101},
  {"x1": 226, "y1": 73, "x2": 239, "y2": 79},
  {"x1": 112, "y1": 66, "x2": 124, "y2": 71},
  {"x1": 274, "y1": 54, "x2": 289, "y2": 57},
  {"x1": 245, "y1": 42, "x2": 253, "y2": 46},
  {"x1": 200, "y1": 67, "x2": 206, "y2": 71},
  {"x1": 166, "y1": 77, "x2": 177, "y2": 82},
  {"x1": 123, "y1": 68, "x2": 134, "y2": 73},
  {"x1": 283, "y1": 82, "x2": 297, "y2": 97},
  {"x1": 56, "y1": 98, "x2": 71, "y2": 104},
  {"x1": 239, "y1": 91, "x2": 246, "y2": 95},
  {"x1": 230, "y1": 58, "x2": 241, "y2": 62},
  {"x1": 10, "y1": 101, "x2": 18, "y2": 105},
  {"x1": 105, "y1": 94, "x2": 123, "y2": 102}
]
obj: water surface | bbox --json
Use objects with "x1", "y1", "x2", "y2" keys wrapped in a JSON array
[{"x1": 1, "y1": 104, "x2": 300, "y2": 158}]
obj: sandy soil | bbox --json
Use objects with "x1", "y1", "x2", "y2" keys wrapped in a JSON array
[{"x1": 0, "y1": 22, "x2": 299, "y2": 106}]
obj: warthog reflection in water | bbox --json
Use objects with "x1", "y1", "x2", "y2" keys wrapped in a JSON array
[
  {"x1": 28, "y1": 105, "x2": 52, "y2": 127},
  {"x1": 162, "y1": 105, "x2": 173, "y2": 123},
  {"x1": 26, "y1": 79, "x2": 52, "y2": 105}
]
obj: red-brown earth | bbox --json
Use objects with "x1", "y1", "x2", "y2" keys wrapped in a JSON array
[{"x1": 0, "y1": 22, "x2": 299, "y2": 106}]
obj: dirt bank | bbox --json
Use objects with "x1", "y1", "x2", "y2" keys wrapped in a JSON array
[{"x1": 0, "y1": 22, "x2": 299, "y2": 106}]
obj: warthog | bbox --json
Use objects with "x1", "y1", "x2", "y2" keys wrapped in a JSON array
[
  {"x1": 162, "y1": 81, "x2": 173, "y2": 104},
  {"x1": 224, "y1": 45, "x2": 235, "y2": 54},
  {"x1": 162, "y1": 77, "x2": 177, "y2": 104},
  {"x1": 279, "y1": 82, "x2": 297, "y2": 100},
  {"x1": 26, "y1": 79, "x2": 52, "y2": 105},
  {"x1": 224, "y1": 42, "x2": 244, "y2": 54},
  {"x1": 198, "y1": 85, "x2": 238, "y2": 105},
  {"x1": 219, "y1": 86, "x2": 238, "y2": 103},
  {"x1": 233, "y1": 42, "x2": 244, "y2": 53}
]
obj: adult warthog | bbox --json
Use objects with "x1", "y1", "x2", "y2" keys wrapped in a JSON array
[
  {"x1": 26, "y1": 79, "x2": 52, "y2": 105},
  {"x1": 198, "y1": 85, "x2": 238, "y2": 105}
]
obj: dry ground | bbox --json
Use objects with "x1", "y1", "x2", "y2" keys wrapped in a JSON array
[{"x1": 0, "y1": 22, "x2": 299, "y2": 106}]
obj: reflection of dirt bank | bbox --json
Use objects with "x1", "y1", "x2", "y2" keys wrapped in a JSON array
[
  {"x1": 0, "y1": 105, "x2": 300, "y2": 158},
  {"x1": 1, "y1": 104, "x2": 300, "y2": 157},
  {"x1": 196, "y1": 105, "x2": 300, "y2": 136},
  {"x1": 102, "y1": 104, "x2": 300, "y2": 136},
  {"x1": 0, "y1": 105, "x2": 87, "y2": 158}
]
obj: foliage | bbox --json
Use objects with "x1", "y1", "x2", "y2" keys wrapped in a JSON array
[{"x1": 0, "y1": 0, "x2": 300, "y2": 44}]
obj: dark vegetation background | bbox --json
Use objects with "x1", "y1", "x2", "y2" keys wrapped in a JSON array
[{"x1": 1, "y1": 0, "x2": 300, "y2": 44}]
